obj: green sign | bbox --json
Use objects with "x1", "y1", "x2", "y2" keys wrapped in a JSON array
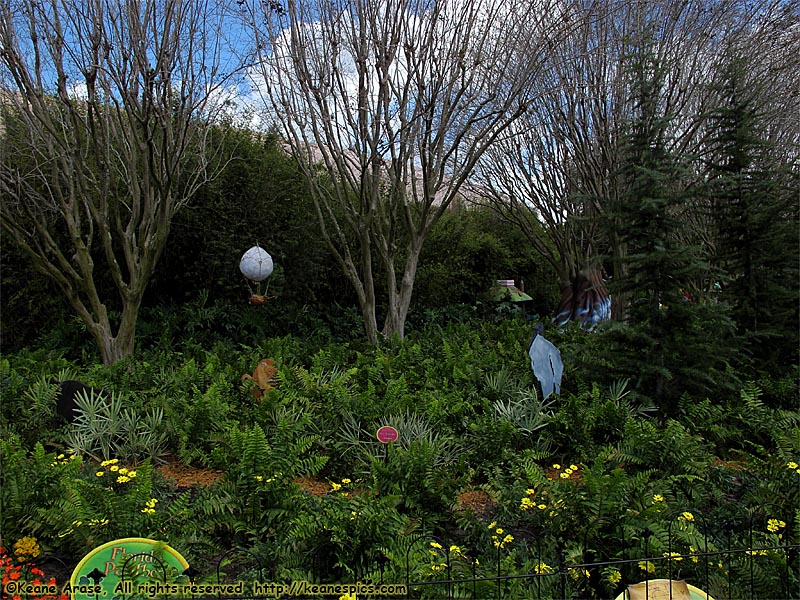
[{"x1": 68, "y1": 538, "x2": 189, "y2": 600}]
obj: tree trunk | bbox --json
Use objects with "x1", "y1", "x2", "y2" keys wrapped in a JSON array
[
  {"x1": 351, "y1": 228, "x2": 379, "y2": 346},
  {"x1": 93, "y1": 323, "x2": 136, "y2": 366},
  {"x1": 65, "y1": 283, "x2": 143, "y2": 365},
  {"x1": 382, "y1": 238, "x2": 423, "y2": 340},
  {"x1": 360, "y1": 289, "x2": 379, "y2": 346}
]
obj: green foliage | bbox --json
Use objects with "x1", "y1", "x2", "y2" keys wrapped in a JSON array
[
  {"x1": 147, "y1": 131, "x2": 333, "y2": 308},
  {"x1": 543, "y1": 380, "x2": 650, "y2": 463},
  {"x1": 604, "y1": 44, "x2": 745, "y2": 414},
  {"x1": 66, "y1": 389, "x2": 168, "y2": 464},
  {"x1": 199, "y1": 418, "x2": 329, "y2": 550},
  {"x1": 369, "y1": 437, "x2": 463, "y2": 522},
  {"x1": 0, "y1": 352, "x2": 77, "y2": 444},
  {"x1": 412, "y1": 207, "x2": 559, "y2": 318},
  {"x1": 1, "y1": 314, "x2": 797, "y2": 595},
  {"x1": 703, "y1": 54, "x2": 800, "y2": 367},
  {"x1": 493, "y1": 389, "x2": 553, "y2": 437},
  {"x1": 0, "y1": 438, "x2": 161, "y2": 557}
]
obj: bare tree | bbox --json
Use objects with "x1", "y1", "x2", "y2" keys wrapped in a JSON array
[
  {"x1": 473, "y1": 0, "x2": 768, "y2": 321},
  {"x1": 244, "y1": 0, "x2": 566, "y2": 343},
  {"x1": 0, "y1": 0, "x2": 243, "y2": 364}
]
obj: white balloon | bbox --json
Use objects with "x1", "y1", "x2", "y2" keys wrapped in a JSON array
[{"x1": 239, "y1": 246, "x2": 274, "y2": 282}]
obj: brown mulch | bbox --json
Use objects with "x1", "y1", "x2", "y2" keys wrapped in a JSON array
[
  {"x1": 157, "y1": 463, "x2": 223, "y2": 489},
  {"x1": 455, "y1": 490, "x2": 496, "y2": 519},
  {"x1": 293, "y1": 476, "x2": 332, "y2": 496}
]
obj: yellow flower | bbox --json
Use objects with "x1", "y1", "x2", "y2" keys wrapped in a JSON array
[
  {"x1": 330, "y1": 482, "x2": 342, "y2": 491},
  {"x1": 450, "y1": 545, "x2": 462, "y2": 555},
  {"x1": 787, "y1": 461, "x2": 798, "y2": 469},
  {"x1": 560, "y1": 472, "x2": 570, "y2": 479},
  {"x1": 638, "y1": 561, "x2": 656, "y2": 574},
  {"x1": 537, "y1": 503, "x2": 547, "y2": 510},
  {"x1": 488, "y1": 521, "x2": 497, "y2": 530},
  {"x1": 96, "y1": 471, "x2": 104, "y2": 477},
  {"x1": 664, "y1": 552, "x2": 683, "y2": 562},
  {"x1": 678, "y1": 511, "x2": 694, "y2": 522},
  {"x1": 101, "y1": 459, "x2": 119, "y2": 467},
  {"x1": 109, "y1": 465, "x2": 119, "y2": 472},
  {"x1": 255, "y1": 475, "x2": 263, "y2": 482},
  {"x1": 526, "y1": 488, "x2": 536, "y2": 495},
  {"x1": 492, "y1": 533, "x2": 514, "y2": 549},
  {"x1": 520, "y1": 497, "x2": 535, "y2": 510},
  {"x1": 569, "y1": 464, "x2": 578, "y2": 470},
  {"x1": 57, "y1": 454, "x2": 65, "y2": 460},
  {"x1": 552, "y1": 464, "x2": 561, "y2": 470},
  {"x1": 338, "y1": 592, "x2": 357, "y2": 600},
  {"x1": 117, "y1": 475, "x2": 131, "y2": 483},
  {"x1": 495, "y1": 528, "x2": 503, "y2": 535},
  {"x1": 128, "y1": 470, "x2": 137, "y2": 478},
  {"x1": 430, "y1": 541, "x2": 442, "y2": 549},
  {"x1": 118, "y1": 467, "x2": 128, "y2": 475},
  {"x1": 534, "y1": 562, "x2": 553, "y2": 574},
  {"x1": 568, "y1": 568, "x2": 589, "y2": 580},
  {"x1": 341, "y1": 478, "x2": 351, "y2": 484},
  {"x1": 652, "y1": 494, "x2": 665, "y2": 503},
  {"x1": 13, "y1": 537, "x2": 41, "y2": 561},
  {"x1": 608, "y1": 570, "x2": 622, "y2": 585},
  {"x1": 767, "y1": 519, "x2": 786, "y2": 533}
]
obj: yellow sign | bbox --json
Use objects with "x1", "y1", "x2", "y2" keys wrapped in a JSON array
[{"x1": 615, "y1": 579, "x2": 715, "y2": 600}]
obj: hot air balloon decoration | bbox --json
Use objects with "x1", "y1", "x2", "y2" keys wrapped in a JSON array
[{"x1": 240, "y1": 245, "x2": 274, "y2": 305}]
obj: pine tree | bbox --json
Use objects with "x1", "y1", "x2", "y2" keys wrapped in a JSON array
[
  {"x1": 605, "y1": 45, "x2": 739, "y2": 414},
  {"x1": 616, "y1": 52, "x2": 697, "y2": 322},
  {"x1": 703, "y1": 56, "x2": 800, "y2": 368}
]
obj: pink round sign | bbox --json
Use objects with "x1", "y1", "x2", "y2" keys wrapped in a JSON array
[{"x1": 376, "y1": 425, "x2": 399, "y2": 444}]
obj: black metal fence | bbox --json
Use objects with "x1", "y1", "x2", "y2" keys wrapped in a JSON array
[{"x1": 15, "y1": 507, "x2": 799, "y2": 600}]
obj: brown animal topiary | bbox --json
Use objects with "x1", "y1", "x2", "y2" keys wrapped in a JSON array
[{"x1": 242, "y1": 359, "x2": 277, "y2": 399}]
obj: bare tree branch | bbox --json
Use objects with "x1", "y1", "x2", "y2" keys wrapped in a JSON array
[
  {"x1": 0, "y1": 0, "x2": 244, "y2": 363},
  {"x1": 245, "y1": 0, "x2": 565, "y2": 342}
]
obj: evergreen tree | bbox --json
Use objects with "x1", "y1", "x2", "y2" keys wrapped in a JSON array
[
  {"x1": 703, "y1": 57, "x2": 800, "y2": 368},
  {"x1": 604, "y1": 45, "x2": 739, "y2": 413},
  {"x1": 616, "y1": 53, "x2": 697, "y2": 321}
]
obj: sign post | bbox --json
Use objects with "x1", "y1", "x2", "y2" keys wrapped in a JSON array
[{"x1": 376, "y1": 425, "x2": 399, "y2": 465}]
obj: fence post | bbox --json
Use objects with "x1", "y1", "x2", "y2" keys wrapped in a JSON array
[
  {"x1": 558, "y1": 550, "x2": 567, "y2": 600},
  {"x1": 496, "y1": 541, "x2": 501, "y2": 600}
]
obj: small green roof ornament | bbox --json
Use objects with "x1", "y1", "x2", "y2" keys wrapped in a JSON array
[{"x1": 492, "y1": 279, "x2": 533, "y2": 302}]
